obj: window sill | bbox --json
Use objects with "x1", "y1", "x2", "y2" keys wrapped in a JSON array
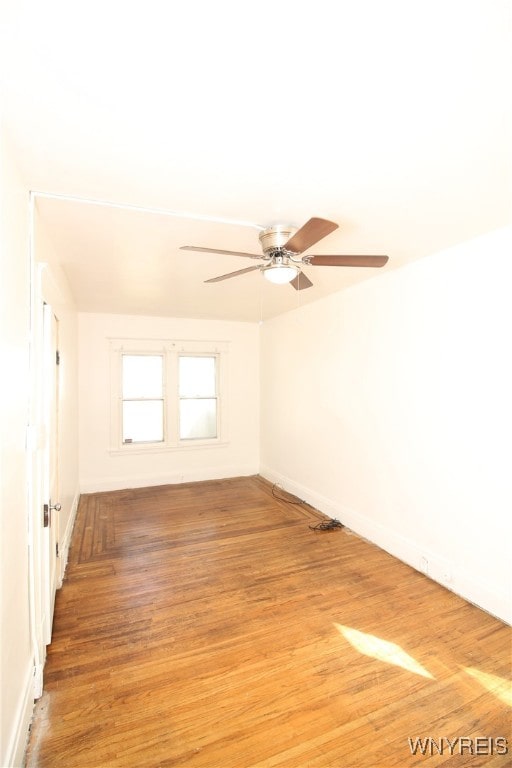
[{"x1": 108, "y1": 439, "x2": 229, "y2": 456}]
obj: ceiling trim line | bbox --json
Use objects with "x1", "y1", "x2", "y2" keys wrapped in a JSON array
[{"x1": 30, "y1": 190, "x2": 264, "y2": 230}]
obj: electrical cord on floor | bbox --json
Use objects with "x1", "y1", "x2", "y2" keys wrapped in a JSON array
[
  {"x1": 271, "y1": 484, "x2": 343, "y2": 532},
  {"x1": 309, "y1": 518, "x2": 344, "y2": 531},
  {"x1": 271, "y1": 484, "x2": 307, "y2": 506}
]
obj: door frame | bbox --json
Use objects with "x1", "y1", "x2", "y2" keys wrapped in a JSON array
[{"x1": 27, "y1": 193, "x2": 61, "y2": 696}]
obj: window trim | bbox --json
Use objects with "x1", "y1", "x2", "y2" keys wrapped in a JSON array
[{"x1": 109, "y1": 338, "x2": 229, "y2": 454}]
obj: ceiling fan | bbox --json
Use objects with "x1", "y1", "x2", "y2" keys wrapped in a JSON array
[{"x1": 180, "y1": 217, "x2": 388, "y2": 290}]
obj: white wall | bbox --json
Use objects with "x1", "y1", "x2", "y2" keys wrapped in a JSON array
[
  {"x1": 0, "y1": 129, "x2": 33, "y2": 767},
  {"x1": 78, "y1": 313, "x2": 260, "y2": 491},
  {"x1": 0, "y1": 137, "x2": 80, "y2": 767},
  {"x1": 260, "y1": 228, "x2": 512, "y2": 625}
]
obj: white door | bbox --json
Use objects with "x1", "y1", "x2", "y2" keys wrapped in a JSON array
[{"x1": 42, "y1": 303, "x2": 60, "y2": 645}]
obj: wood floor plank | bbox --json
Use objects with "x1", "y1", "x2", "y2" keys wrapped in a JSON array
[{"x1": 25, "y1": 476, "x2": 511, "y2": 767}]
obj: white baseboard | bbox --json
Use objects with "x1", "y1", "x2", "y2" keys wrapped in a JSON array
[
  {"x1": 3, "y1": 661, "x2": 34, "y2": 768},
  {"x1": 80, "y1": 464, "x2": 259, "y2": 494},
  {"x1": 260, "y1": 466, "x2": 511, "y2": 626}
]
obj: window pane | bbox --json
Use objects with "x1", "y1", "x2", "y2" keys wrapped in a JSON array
[
  {"x1": 123, "y1": 355, "x2": 163, "y2": 398},
  {"x1": 123, "y1": 400, "x2": 164, "y2": 443},
  {"x1": 179, "y1": 399, "x2": 217, "y2": 440},
  {"x1": 179, "y1": 356, "x2": 216, "y2": 397}
]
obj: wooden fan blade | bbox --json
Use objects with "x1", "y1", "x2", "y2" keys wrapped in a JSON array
[
  {"x1": 205, "y1": 266, "x2": 261, "y2": 283},
  {"x1": 284, "y1": 217, "x2": 338, "y2": 254},
  {"x1": 290, "y1": 272, "x2": 313, "y2": 291},
  {"x1": 308, "y1": 255, "x2": 388, "y2": 267},
  {"x1": 181, "y1": 246, "x2": 261, "y2": 260}
]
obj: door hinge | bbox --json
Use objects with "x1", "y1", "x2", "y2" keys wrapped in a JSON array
[
  {"x1": 56, "y1": 350, "x2": 60, "y2": 365},
  {"x1": 56, "y1": 542, "x2": 59, "y2": 557}
]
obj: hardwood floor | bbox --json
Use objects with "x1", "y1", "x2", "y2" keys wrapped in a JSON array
[{"x1": 25, "y1": 476, "x2": 511, "y2": 767}]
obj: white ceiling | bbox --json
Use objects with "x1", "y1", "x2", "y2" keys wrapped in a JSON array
[{"x1": 2, "y1": 0, "x2": 510, "y2": 321}]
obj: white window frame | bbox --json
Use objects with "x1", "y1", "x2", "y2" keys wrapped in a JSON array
[
  {"x1": 109, "y1": 338, "x2": 229, "y2": 453},
  {"x1": 121, "y1": 351, "x2": 166, "y2": 445},
  {"x1": 178, "y1": 353, "x2": 219, "y2": 441}
]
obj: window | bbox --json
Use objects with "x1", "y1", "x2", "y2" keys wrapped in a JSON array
[
  {"x1": 179, "y1": 356, "x2": 218, "y2": 440},
  {"x1": 110, "y1": 339, "x2": 228, "y2": 452},
  {"x1": 122, "y1": 354, "x2": 164, "y2": 444}
]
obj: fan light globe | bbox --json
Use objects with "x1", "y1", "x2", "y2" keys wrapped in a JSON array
[{"x1": 263, "y1": 265, "x2": 298, "y2": 285}]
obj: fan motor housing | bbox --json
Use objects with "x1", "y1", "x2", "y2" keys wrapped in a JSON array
[{"x1": 258, "y1": 225, "x2": 295, "y2": 255}]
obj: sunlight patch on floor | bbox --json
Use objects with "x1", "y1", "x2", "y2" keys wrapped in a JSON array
[
  {"x1": 334, "y1": 624, "x2": 434, "y2": 679},
  {"x1": 463, "y1": 666, "x2": 512, "y2": 706}
]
